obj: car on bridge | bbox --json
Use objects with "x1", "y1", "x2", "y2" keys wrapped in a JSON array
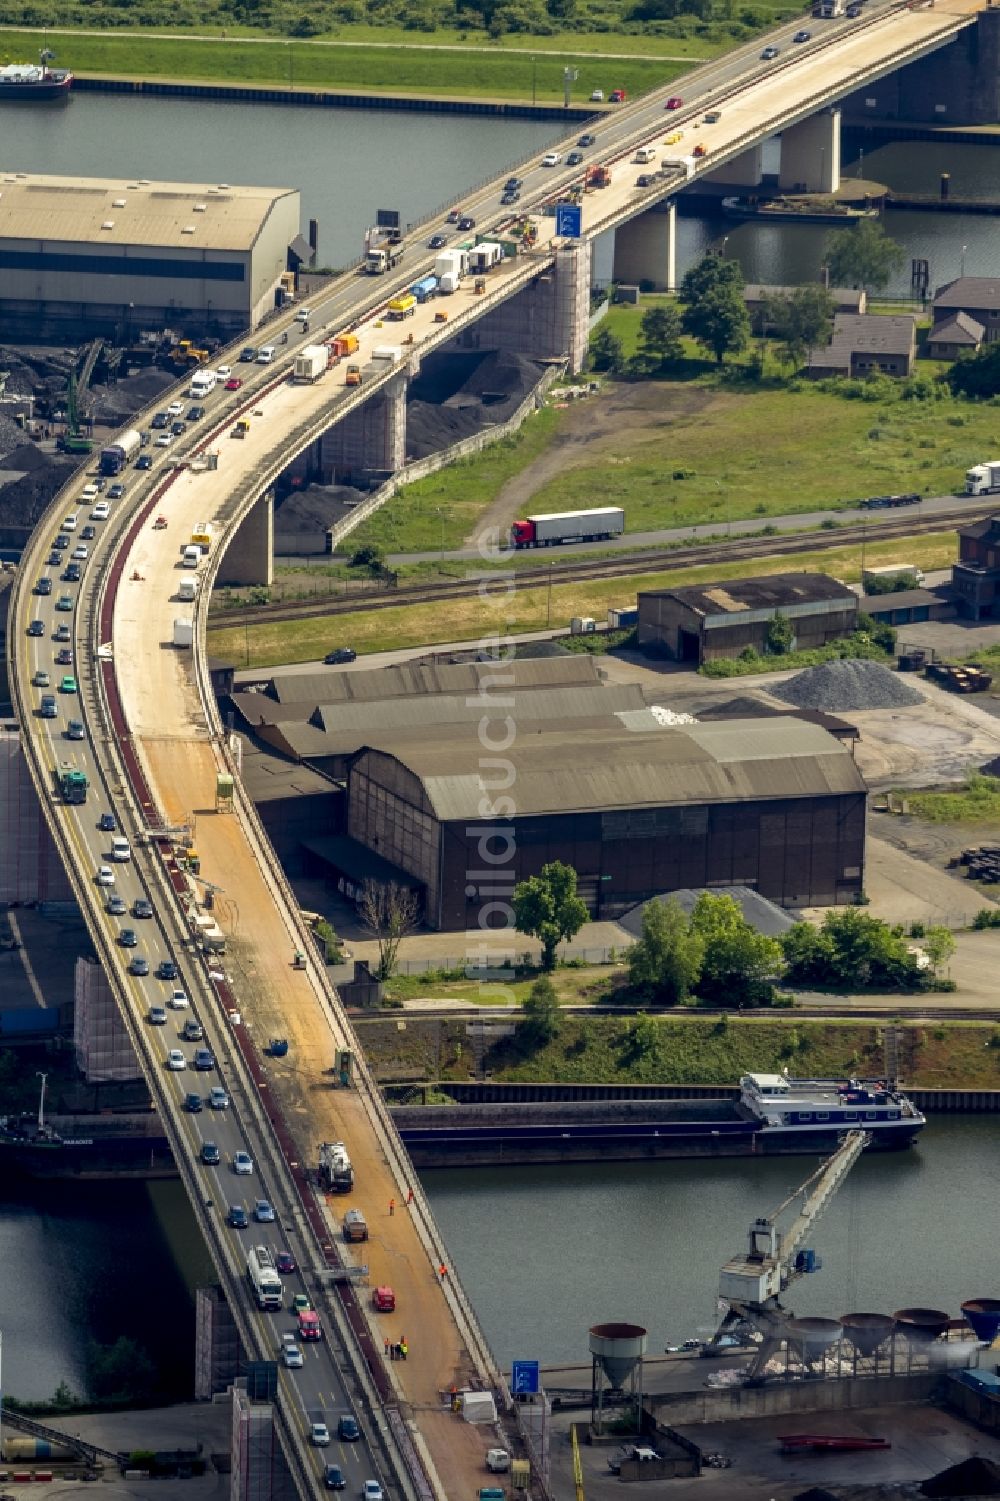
[
  {"x1": 169, "y1": 989, "x2": 189, "y2": 1009},
  {"x1": 225, "y1": 377, "x2": 243, "y2": 391},
  {"x1": 283, "y1": 1342, "x2": 304, "y2": 1369},
  {"x1": 566, "y1": 151, "x2": 584, "y2": 167},
  {"x1": 793, "y1": 27, "x2": 811, "y2": 39},
  {"x1": 100, "y1": 812, "x2": 116, "y2": 832},
  {"x1": 275, "y1": 1250, "x2": 296, "y2": 1273},
  {"x1": 761, "y1": 44, "x2": 780, "y2": 57},
  {"x1": 81, "y1": 525, "x2": 96, "y2": 541},
  {"x1": 167, "y1": 1049, "x2": 186, "y2": 1070},
  {"x1": 187, "y1": 406, "x2": 205, "y2": 422},
  {"x1": 167, "y1": 401, "x2": 185, "y2": 417},
  {"x1": 132, "y1": 897, "x2": 153, "y2": 918},
  {"x1": 541, "y1": 152, "x2": 561, "y2": 167},
  {"x1": 107, "y1": 896, "x2": 127, "y2": 916},
  {"x1": 96, "y1": 864, "x2": 115, "y2": 886},
  {"x1": 130, "y1": 956, "x2": 150, "y2": 976},
  {"x1": 233, "y1": 1150, "x2": 253, "y2": 1175},
  {"x1": 158, "y1": 959, "x2": 179, "y2": 981},
  {"x1": 66, "y1": 720, "x2": 85, "y2": 741},
  {"x1": 118, "y1": 928, "x2": 138, "y2": 948},
  {"x1": 578, "y1": 132, "x2": 596, "y2": 146},
  {"x1": 201, "y1": 1141, "x2": 221, "y2": 1165},
  {"x1": 136, "y1": 455, "x2": 153, "y2": 471},
  {"x1": 665, "y1": 95, "x2": 683, "y2": 109},
  {"x1": 154, "y1": 434, "x2": 174, "y2": 448},
  {"x1": 57, "y1": 648, "x2": 74, "y2": 666},
  {"x1": 458, "y1": 215, "x2": 476, "y2": 231},
  {"x1": 184, "y1": 1092, "x2": 203, "y2": 1113},
  {"x1": 98, "y1": 493, "x2": 118, "y2": 509},
  {"x1": 227, "y1": 1204, "x2": 249, "y2": 1228},
  {"x1": 324, "y1": 1465, "x2": 345, "y2": 1490},
  {"x1": 182, "y1": 1020, "x2": 204, "y2": 1042},
  {"x1": 151, "y1": 413, "x2": 169, "y2": 430},
  {"x1": 47, "y1": 551, "x2": 62, "y2": 567},
  {"x1": 63, "y1": 564, "x2": 81, "y2": 583},
  {"x1": 427, "y1": 234, "x2": 447, "y2": 250},
  {"x1": 362, "y1": 1482, "x2": 383, "y2": 1501},
  {"x1": 254, "y1": 1199, "x2": 275, "y2": 1222},
  {"x1": 60, "y1": 675, "x2": 77, "y2": 694},
  {"x1": 148, "y1": 1005, "x2": 167, "y2": 1025},
  {"x1": 55, "y1": 624, "x2": 71, "y2": 642},
  {"x1": 28, "y1": 620, "x2": 44, "y2": 638},
  {"x1": 55, "y1": 594, "x2": 74, "y2": 611},
  {"x1": 33, "y1": 671, "x2": 50, "y2": 688},
  {"x1": 209, "y1": 1086, "x2": 229, "y2": 1109},
  {"x1": 193, "y1": 1047, "x2": 215, "y2": 1070},
  {"x1": 338, "y1": 1415, "x2": 360, "y2": 1442},
  {"x1": 310, "y1": 1423, "x2": 330, "y2": 1447},
  {"x1": 39, "y1": 694, "x2": 58, "y2": 718}
]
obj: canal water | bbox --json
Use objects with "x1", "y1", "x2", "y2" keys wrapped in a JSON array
[
  {"x1": 1, "y1": 1117, "x2": 997, "y2": 1398},
  {"x1": 2, "y1": 93, "x2": 999, "y2": 1398}
]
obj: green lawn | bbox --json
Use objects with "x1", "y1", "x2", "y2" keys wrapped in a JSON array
[
  {"x1": 207, "y1": 529, "x2": 958, "y2": 666},
  {"x1": 905, "y1": 775, "x2": 1000, "y2": 824},
  {"x1": 0, "y1": 27, "x2": 683, "y2": 100}
]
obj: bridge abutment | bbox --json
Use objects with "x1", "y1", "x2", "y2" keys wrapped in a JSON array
[
  {"x1": 779, "y1": 108, "x2": 841, "y2": 193},
  {"x1": 319, "y1": 372, "x2": 409, "y2": 485},
  {"x1": 611, "y1": 200, "x2": 677, "y2": 292},
  {"x1": 218, "y1": 489, "x2": 274, "y2": 587}
]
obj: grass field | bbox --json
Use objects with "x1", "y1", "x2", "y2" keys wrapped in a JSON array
[
  {"x1": 208, "y1": 530, "x2": 957, "y2": 666},
  {"x1": 0, "y1": 27, "x2": 683, "y2": 100},
  {"x1": 349, "y1": 345, "x2": 1000, "y2": 557},
  {"x1": 906, "y1": 775, "x2": 1000, "y2": 824}
]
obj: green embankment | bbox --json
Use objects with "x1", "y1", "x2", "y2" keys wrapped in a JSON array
[{"x1": 356, "y1": 1013, "x2": 1000, "y2": 1091}]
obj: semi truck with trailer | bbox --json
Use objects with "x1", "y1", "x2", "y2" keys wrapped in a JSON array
[
  {"x1": 387, "y1": 293, "x2": 417, "y2": 320},
  {"x1": 247, "y1": 1245, "x2": 284, "y2": 1310},
  {"x1": 99, "y1": 429, "x2": 142, "y2": 476},
  {"x1": 510, "y1": 507, "x2": 626, "y2": 549},
  {"x1": 966, "y1": 461, "x2": 1000, "y2": 495},
  {"x1": 319, "y1": 1140, "x2": 355, "y2": 1192},
  {"x1": 662, "y1": 155, "x2": 698, "y2": 180},
  {"x1": 293, "y1": 345, "x2": 331, "y2": 383},
  {"x1": 366, "y1": 234, "x2": 406, "y2": 275},
  {"x1": 411, "y1": 276, "x2": 438, "y2": 303}
]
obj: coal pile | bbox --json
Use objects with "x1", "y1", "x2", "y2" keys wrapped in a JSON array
[
  {"x1": 773, "y1": 658, "x2": 923, "y2": 712},
  {"x1": 405, "y1": 349, "x2": 547, "y2": 461},
  {"x1": 274, "y1": 484, "x2": 368, "y2": 551},
  {"x1": 90, "y1": 367, "x2": 177, "y2": 425}
]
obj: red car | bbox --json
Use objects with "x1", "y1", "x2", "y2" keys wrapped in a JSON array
[
  {"x1": 275, "y1": 1251, "x2": 296, "y2": 1274},
  {"x1": 225, "y1": 377, "x2": 243, "y2": 391},
  {"x1": 665, "y1": 96, "x2": 683, "y2": 109}
]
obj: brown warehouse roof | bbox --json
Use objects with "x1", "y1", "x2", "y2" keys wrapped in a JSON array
[
  {"x1": 359, "y1": 718, "x2": 865, "y2": 822},
  {"x1": 641, "y1": 571, "x2": 853, "y2": 619}
]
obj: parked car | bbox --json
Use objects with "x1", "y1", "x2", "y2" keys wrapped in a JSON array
[{"x1": 324, "y1": 647, "x2": 356, "y2": 664}]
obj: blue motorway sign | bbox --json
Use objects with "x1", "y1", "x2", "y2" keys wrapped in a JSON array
[
  {"x1": 511, "y1": 1359, "x2": 540, "y2": 1395},
  {"x1": 555, "y1": 203, "x2": 583, "y2": 239}
]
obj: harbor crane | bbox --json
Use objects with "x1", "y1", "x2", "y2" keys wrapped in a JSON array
[{"x1": 706, "y1": 1130, "x2": 870, "y2": 1381}]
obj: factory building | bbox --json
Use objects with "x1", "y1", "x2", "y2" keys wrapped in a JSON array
[
  {"x1": 637, "y1": 573, "x2": 858, "y2": 665},
  {"x1": 343, "y1": 719, "x2": 867, "y2": 930},
  {"x1": 0, "y1": 172, "x2": 302, "y2": 340}
]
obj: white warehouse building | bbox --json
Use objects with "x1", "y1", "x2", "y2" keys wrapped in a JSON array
[{"x1": 0, "y1": 171, "x2": 303, "y2": 340}]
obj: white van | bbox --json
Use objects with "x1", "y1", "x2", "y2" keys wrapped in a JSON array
[
  {"x1": 294, "y1": 307, "x2": 311, "y2": 325},
  {"x1": 61, "y1": 512, "x2": 79, "y2": 532},
  {"x1": 178, "y1": 575, "x2": 199, "y2": 601},
  {"x1": 182, "y1": 545, "x2": 201, "y2": 569},
  {"x1": 191, "y1": 370, "x2": 218, "y2": 398},
  {"x1": 634, "y1": 145, "x2": 657, "y2": 164},
  {"x1": 111, "y1": 836, "x2": 132, "y2": 862},
  {"x1": 257, "y1": 345, "x2": 276, "y2": 364}
]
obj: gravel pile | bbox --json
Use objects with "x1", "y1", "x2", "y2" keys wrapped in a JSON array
[
  {"x1": 773, "y1": 658, "x2": 923, "y2": 712},
  {"x1": 91, "y1": 368, "x2": 177, "y2": 424},
  {"x1": 406, "y1": 348, "x2": 547, "y2": 461}
]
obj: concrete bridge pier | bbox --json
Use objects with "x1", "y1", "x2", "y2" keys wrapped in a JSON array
[
  {"x1": 320, "y1": 371, "x2": 409, "y2": 485},
  {"x1": 445, "y1": 240, "x2": 592, "y2": 374},
  {"x1": 779, "y1": 108, "x2": 841, "y2": 193},
  {"x1": 611, "y1": 201, "x2": 676, "y2": 292},
  {"x1": 704, "y1": 144, "x2": 765, "y2": 189},
  {"x1": 217, "y1": 490, "x2": 274, "y2": 587}
]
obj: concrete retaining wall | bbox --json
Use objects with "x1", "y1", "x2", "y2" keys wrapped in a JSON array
[{"x1": 652, "y1": 1372, "x2": 941, "y2": 1426}]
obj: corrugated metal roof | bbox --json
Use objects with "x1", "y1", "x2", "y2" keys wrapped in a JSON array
[
  {"x1": 315, "y1": 683, "x2": 645, "y2": 735},
  {"x1": 268, "y1": 655, "x2": 601, "y2": 705},
  {"x1": 0, "y1": 172, "x2": 295, "y2": 251},
  {"x1": 357, "y1": 718, "x2": 865, "y2": 822},
  {"x1": 641, "y1": 571, "x2": 853, "y2": 617}
]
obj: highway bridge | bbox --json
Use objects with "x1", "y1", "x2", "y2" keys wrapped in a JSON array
[{"x1": 6, "y1": 2, "x2": 989, "y2": 1497}]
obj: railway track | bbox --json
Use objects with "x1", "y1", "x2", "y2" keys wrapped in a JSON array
[{"x1": 211, "y1": 502, "x2": 986, "y2": 630}]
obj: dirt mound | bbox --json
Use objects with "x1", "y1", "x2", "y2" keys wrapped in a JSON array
[
  {"x1": 91, "y1": 368, "x2": 178, "y2": 424},
  {"x1": 774, "y1": 658, "x2": 923, "y2": 712},
  {"x1": 922, "y1": 1455, "x2": 1000, "y2": 1496},
  {"x1": 405, "y1": 348, "x2": 547, "y2": 461}
]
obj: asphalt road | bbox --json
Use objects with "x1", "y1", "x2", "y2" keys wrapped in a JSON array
[{"x1": 20, "y1": 519, "x2": 388, "y2": 1498}]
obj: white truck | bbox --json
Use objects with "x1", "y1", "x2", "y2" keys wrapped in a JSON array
[
  {"x1": 173, "y1": 617, "x2": 194, "y2": 648},
  {"x1": 190, "y1": 369, "x2": 218, "y2": 399},
  {"x1": 371, "y1": 345, "x2": 402, "y2": 366},
  {"x1": 661, "y1": 155, "x2": 698, "y2": 180},
  {"x1": 434, "y1": 249, "x2": 468, "y2": 293},
  {"x1": 178, "y1": 575, "x2": 199, "y2": 602},
  {"x1": 247, "y1": 1245, "x2": 284, "y2": 1310},
  {"x1": 293, "y1": 345, "x2": 330, "y2": 383},
  {"x1": 318, "y1": 1140, "x2": 355, "y2": 1193},
  {"x1": 510, "y1": 506, "x2": 626, "y2": 549},
  {"x1": 966, "y1": 460, "x2": 1000, "y2": 495}
]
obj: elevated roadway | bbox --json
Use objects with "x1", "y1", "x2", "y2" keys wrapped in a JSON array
[{"x1": 5, "y1": 3, "x2": 990, "y2": 1497}]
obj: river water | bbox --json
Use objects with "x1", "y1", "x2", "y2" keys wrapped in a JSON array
[
  {"x1": 2, "y1": 92, "x2": 999, "y2": 1399},
  {"x1": 2, "y1": 1117, "x2": 998, "y2": 1398}
]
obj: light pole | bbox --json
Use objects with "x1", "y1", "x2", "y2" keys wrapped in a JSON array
[
  {"x1": 434, "y1": 507, "x2": 445, "y2": 560},
  {"x1": 531, "y1": 56, "x2": 537, "y2": 107},
  {"x1": 288, "y1": 43, "x2": 294, "y2": 88},
  {"x1": 721, "y1": 235, "x2": 729, "y2": 258},
  {"x1": 36, "y1": 1071, "x2": 48, "y2": 1134},
  {"x1": 562, "y1": 67, "x2": 578, "y2": 109},
  {"x1": 961, "y1": 243, "x2": 968, "y2": 278},
  {"x1": 546, "y1": 563, "x2": 554, "y2": 627}
]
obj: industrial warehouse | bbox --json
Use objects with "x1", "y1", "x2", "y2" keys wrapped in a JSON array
[
  {"x1": 0, "y1": 172, "x2": 303, "y2": 340},
  {"x1": 637, "y1": 572, "x2": 859, "y2": 665},
  {"x1": 232, "y1": 657, "x2": 867, "y2": 929}
]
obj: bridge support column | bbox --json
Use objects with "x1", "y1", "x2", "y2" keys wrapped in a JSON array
[
  {"x1": 705, "y1": 144, "x2": 765, "y2": 189},
  {"x1": 612, "y1": 201, "x2": 676, "y2": 292},
  {"x1": 445, "y1": 240, "x2": 592, "y2": 374},
  {"x1": 218, "y1": 489, "x2": 274, "y2": 588},
  {"x1": 779, "y1": 108, "x2": 841, "y2": 194},
  {"x1": 230, "y1": 1383, "x2": 296, "y2": 1501},
  {"x1": 319, "y1": 372, "x2": 408, "y2": 485}
]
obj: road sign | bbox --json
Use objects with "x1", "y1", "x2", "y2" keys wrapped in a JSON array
[
  {"x1": 511, "y1": 1359, "x2": 540, "y2": 1395},
  {"x1": 555, "y1": 203, "x2": 582, "y2": 239}
]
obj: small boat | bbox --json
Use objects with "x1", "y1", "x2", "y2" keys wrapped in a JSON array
[{"x1": 779, "y1": 1434, "x2": 891, "y2": 1454}]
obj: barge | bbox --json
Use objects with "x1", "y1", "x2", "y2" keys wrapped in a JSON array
[{"x1": 0, "y1": 54, "x2": 73, "y2": 101}]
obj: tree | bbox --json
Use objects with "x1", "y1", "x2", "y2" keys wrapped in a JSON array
[
  {"x1": 357, "y1": 879, "x2": 420, "y2": 980},
  {"x1": 762, "y1": 285, "x2": 835, "y2": 367},
  {"x1": 764, "y1": 611, "x2": 794, "y2": 656},
  {"x1": 512, "y1": 860, "x2": 588, "y2": 970},
  {"x1": 782, "y1": 908, "x2": 923, "y2": 991},
  {"x1": 689, "y1": 892, "x2": 783, "y2": 1007},
  {"x1": 638, "y1": 303, "x2": 683, "y2": 369},
  {"x1": 677, "y1": 255, "x2": 749, "y2": 363},
  {"x1": 589, "y1": 327, "x2": 625, "y2": 374},
  {"x1": 824, "y1": 219, "x2": 903, "y2": 295},
  {"x1": 627, "y1": 897, "x2": 704, "y2": 1005},
  {"x1": 86, "y1": 1337, "x2": 156, "y2": 1403},
  {"x1": 518, "y1": 975, "x2": 561, "y2": 1048},
  {"x1": 947, "y1": 342, "x2": 1000, "y2": 399},
  {"x1": 922, "y1": 925, "x2": 956, "y2": 978}
]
